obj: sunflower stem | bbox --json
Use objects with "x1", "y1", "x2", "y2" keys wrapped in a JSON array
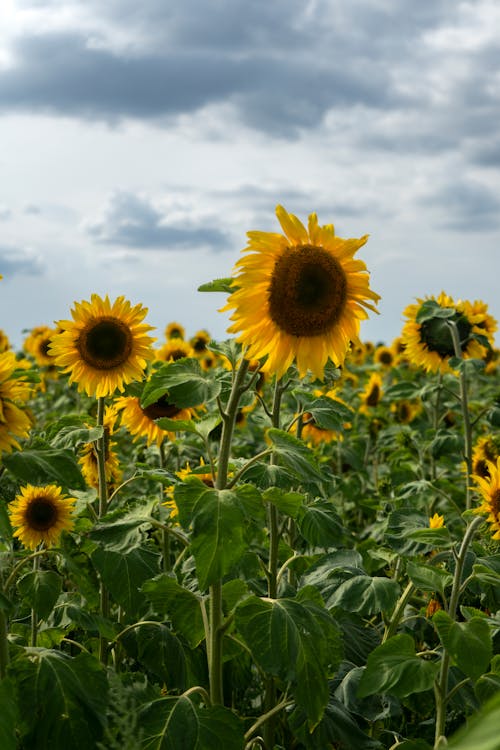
[
  {"x1": 96, "y1": 396, "x2": 110, "y2": 664},
  {"x1": 433, "y1": 514, "x2": 484, "y2": 747},
  {"x1": 30, "y1": 553, "x2": 40, "y2": 647},
  {"x1": 208, "y1": 353, "x2": 251, "y2": 705},
  {"x1": 0, "y1": 607, "x2": 9, "y2": 679},
  {"x1": 447, "y1": 321, "x2": 473, "y2": 510}
]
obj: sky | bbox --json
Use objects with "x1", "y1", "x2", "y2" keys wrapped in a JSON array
[{"x1": 0, "y1": 0, "x2": 499, "y2": 351}]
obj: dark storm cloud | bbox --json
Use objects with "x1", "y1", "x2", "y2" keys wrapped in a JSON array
[
  {"x1": 0, "y1": 247, "x2": 44, "y2": 276},
  {"x1": 87, "y1": 191, "x2": 230, "y2": 250},
  {"x1": 421, "y1": 180, "x2": 500, "y2": 232}
]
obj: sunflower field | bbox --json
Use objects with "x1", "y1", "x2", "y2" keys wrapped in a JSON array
[{"x1": 1, "y1": 207, "x2": 500, "y2": 750}]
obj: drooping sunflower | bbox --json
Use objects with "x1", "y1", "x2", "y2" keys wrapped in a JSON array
[
  {"x1": 472, "y1": 457, "x2": 500, "y2": 540},
  {"x1": 401, "y1": 292, "x2": 491, "y2": 373},
  {"x1": 115, "y1": 394, "x2": 195, "y2": 447},
  {"x1": 0, "y1": 351, "x2": 33, "y2": 455},
  {"x1": 165, "y1": 321, "x2": 185, "y2": 340},
  {"x1": 156, "y1": 337, "x2": 194, "y2": 363},
  {"x1": 359, "y1": 372, "x2": 383, "y2": 414},
  {"x1": 9, "y1": 484, "x2": 76, "y2": 550},
  {"x1": 78, "y1": 406, "x2": 123, "y2": 490},
  {"x1": 49, "y1": 294, "x2": 156, "y2": 398},
  {"x1": 221, "y1": 205, "x2": 380, "y2": 380}
]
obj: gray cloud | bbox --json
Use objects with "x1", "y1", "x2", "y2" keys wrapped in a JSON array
[
  {"x1": 0, "y1": 246, "x2": 44, "y2": 276},
  {"x1": 0, "y1": 207, "x2": 12, "y2": 221},
  {"x1": 86, "y1": 191, "x2": 230, "y2": 250},
  {"x1": 421, "y1": 179, "x2": 500, "y2": 232}
]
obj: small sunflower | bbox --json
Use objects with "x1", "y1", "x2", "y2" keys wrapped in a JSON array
[
  {"x1": 9, "y1": 484, "x2": 76, "y2": 550},
  {"x1": 471, "y1": 435, "x2": 500, "y2": 480},
  {"x1": 23, "y1": 325, "x2": 58, "y2": 367},
  {"x1": 156, "y1": 337, "x2": 194, "y2": 363},
  {"x1": 401, "y1": 292, "x2": 490, "y2": 373},
  {"x1": 222, "y1": 205, "x2": 380, "y2": 380},
  {"x1": 359, "y1": 372, "x2": 383, "y2": 414},
  {"x1": 190, "y1": 329, "x2": 211, "y2": 355},
  {"x1": 374, "y1": 345, "x2": 395, "y2": 368},
  {"x1": 390, "y1": 398, "x2": 422, "y2": 424},
  {"x1": 0, "y1": 329, "x2": 11, "y2": 353},
  {"x1": 165, "y1": 321, "x2": 185, "y2": 340},
  {"x1": 49, "y1": 294, "x2": 156, "y2": 398},
  {"x1": 429, "y1": 513, "x2": 445, "y2": 529},
  {"x1": 0, "y1": 351, "x2": 33, "y2": 455},
  {"x1": 472, "y1": 457, "x2": 500, "y2": 540},
  {"x1": 115, "y1": 394, "x2": 195, "y2": 447},
  {"x1": 78, "y1": 406, "x2": 123, "y2": 490}
]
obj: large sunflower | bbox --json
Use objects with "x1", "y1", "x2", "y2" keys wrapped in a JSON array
[
  {"x1": 472, "y1": 457, "x2": 500, "y2": 540},
  {"x1": 0, "y1": 351, "x2": 33, "y2": 455},
  {"x1": 9, "y1": 484, "x2": 76, "y2": 550},
  {"x1": 49, "y1": 294, "x2": 155, "y2": 398},
  {"x1": 115, "y1": 394, "x2": 195, "y2": 447},
  {"x1": 222, "y1": 205, "x2": 380, "y2": 380},
  {"x1": 401, "y1": 292, "x2": 491, "y2": 373}
]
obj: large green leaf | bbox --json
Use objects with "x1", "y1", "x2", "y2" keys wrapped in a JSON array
[
  {"x1": 139, "y1": 695, "x2": 244, "y2": 750},
  {"x1": 357, "y1": 634, "x2": 439, "y2": 698},
  {"x1": 406, "y1": 560, "x2": 453, "y2": 596},
  {"x1": 298, "y1": 499, "x2": 345, "y2": 548},
  {"x1": 326, "y1": 575, "x2": 400, "y2": 616},
  {"x1": 433, "y1": 610, "x2": 493, "y2": 681},
  {"x1": 17, "y1": 570, "x2": 62, "y2": 620},
  {"x1": 266, "y1": 428, "x2": 325, "y2": 484},
  {"x1": 141, "y1": 359, "x2": 221, "y2": 409},
  {"x1": 293, "y1": 390, "x2": 353, "y2": 430},
  {"x1": 8, "y1": 649, "x2": 108, "y2": 750},
  {"x1": 0, "y1": 678, "x2": 18, "y2": 750},
  {"x1": 174, "y1": 481, "x2": 259, "y2": 590},
  {"x1": 91, "y1": 544, "x2": 160, "y2": 612},
  {"x1": 289, "y1": 697, "x2": 382, "y2": 750},
  {"x1": 235, "y1": 594, "x2": 342, "y2": 726},
  {"x1": 125, "y1": 623, "x2": 186, "y2": 690},
  {"x1": 2, "y1": 446, "x2": 86, "y2": 489},
  {"x1": 142, "y1": 574, "x2": 205, "y2": 648}
]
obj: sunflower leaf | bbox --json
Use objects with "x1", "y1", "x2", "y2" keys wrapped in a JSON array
[
  {"x1": 142, "y1": 574, "x2": 205, "y2": 648},
  {"x1": 266, "y1": 428, "x2": 325, "y2": 484},
  {"x1": 415, "y1": 300, "x2": 456, "y2": 323},
  {"x1": 139, "y1": 695, "x2": 245, "y2": 750},
  {"x1": 140, "y1": 359, "x2": 221, "y2": 409},
  {"x1": 2, "y1": 445, "x2": 86, "y2": 490},
  {"x1": 197, "y1": 277, "x2": 235, "y2": 293},
  {"x1": 433, "y1": 610, "x2": 493, "y2": 681},
  {"x1": 17, "y1": 570, "x2": 62, "y2": 620}
]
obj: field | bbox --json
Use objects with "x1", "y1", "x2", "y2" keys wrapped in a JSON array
[{"x1": 1, "y1": 212, "x2": 500, "y2": 750}]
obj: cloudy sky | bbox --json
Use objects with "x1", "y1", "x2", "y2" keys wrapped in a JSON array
[{"x1": 0, "y1": 0, "x2": 499, "y2": 351}]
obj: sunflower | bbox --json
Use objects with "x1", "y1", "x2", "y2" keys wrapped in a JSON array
[
  {"x1": 374, "y1": 345, "x2": 395, "y2": 368},
  {"x1": 165, "y1": 321, "x2": 185, "y2": 340},
  {"x1": 429, "y1": 513, "x2": 445, "y2": 529},
  {"x1": 9, "y1": 484, "x2": 76, "y2": 550},
  {"x1": 390, "y1": 398, "x2": 422, "y2": 424},
  {"x1": 156, "y1": 337, "x2": 194, "y2": 363},
  {"x1": 49, "y1": 294, "x2": 155, "y2": 398},
  {"x1": 472, "y1": 457, "x2": 500, "y2": 540},
  {"x1": 115, "y1": 394, "x2": 195, "y2": 447},
  {"x1": 190, "y1": 329, "x2": 211, "y2": 355},
  {"x1": 401, "y1": 292, "x2": 490, "y2": 373},
  {"x1": 359, "y1": 372, "x2": 383, "y2": 414},
  {"x1": 23, "y1": 325, "x2": 58, "y2": 367},
  {"x1": 0, "y1": 329, "x2": 11, "y2": 353},
  {"x1": 78, "y1": 406, "x2": 123, "y2": 490},
  {"x1": 0, "y1": 351, "x2": 33, "y2": 455},
  {"x1": 221, "y1": 205, "x2": 380, "y2": 380},
  {"x1": 471, "y1": 435, "x2": 500, "y2": 480}
]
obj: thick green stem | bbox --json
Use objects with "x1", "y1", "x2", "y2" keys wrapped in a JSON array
[
  {"x1": 382, "y1": 581, "x2": 415, "y2": 643},
  {"x1": 447, "y1": 322, "x2": 473, "y2": 509},
  {"x1": 96, "y1": 396, "x2": 110, "y2": 664},
  {"x1": 433, "y1": 515, "x2": 484, "y2": 748},
  {"x1": 30, "y1": 554, "x2": 40, "y2": 647},
  {"x1": 208, "y1": 355, "x2": 251, "y2": 705}
]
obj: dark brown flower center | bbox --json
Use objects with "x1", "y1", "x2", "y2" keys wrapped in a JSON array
[
  {"x1": 379, "y1": 350, "x2": 393, "y2": 365},
  {"x1": 78, "y1": 317, "x2": 133, "y2": 370},
  {"x1": 491, "y1": 489, "x2": 500, "y2": 520},
  {"x1": 268, "y1": 244, "x2": 348, "y2": 337},
  {"x1": 142, "y1": 395, "x2": 182, "y2": 420},
  {"x1": 26, "y1": 497, "x2": 58, "y2": 531},
  {"x1": 39, "y1": 338, "x2": 51, "y2": 357},
  {"x1": 474, "y1": 458, "x2": 490, "y2": 479},
  {"x1": 420, "y1": 313, "x2": 472, "y2": 358}
]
